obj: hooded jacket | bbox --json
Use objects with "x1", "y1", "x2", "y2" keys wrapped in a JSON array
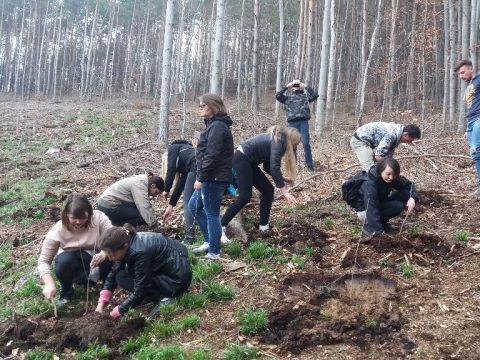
[
  {"x1": 358, "y1": 166, "x2": 417, "y2": 233},
  {"x1": 275, "y1": 86, "x2": 319, "y2": 122},
  {"x1": 196, "y1": 114, "x2": 234, "y2": 183},
  {"x1": 164, "y1": 141, "x2": 196, "y2": 207},
  {"x1": 103, "y1": 232, "x2": 192, "y2": 313},
  {"x1": 240, "y1": 132, "x2": 288, "y2": 188}
]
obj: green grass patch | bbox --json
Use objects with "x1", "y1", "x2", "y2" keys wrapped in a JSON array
[
  {"x1": 321, "y1": 217, "x2": 335, "y2": 228},
  {"x1": 222, "y1": 343, "x2": 259, "y2": 360},
  {"x1": 0, "y1": 176, "x2": 54, "y2": 224},
  {"x1": 455, "y1": 229, "x2": 470, "y2": 243},
  {"x1": 77, "y1": 342, "x2": 109, "y2": 360},
  {"x1": 202, "y1": 281, "x2": 235, "y2": 301},
  {"x1": 399, "y1": 261, "x2": 415, "y2": 278},
  {"x1": 347, "y1": 225, "x2": 362, "y2": 235},
  {"x1": 238, "y1": 307, "x2": 268, "y2": 335},
  {"x1": 14, "y1": 274, "x2": 42, "y2": 298},
  {"x1": 408, "y1": 224, "x2": 421, "y2": 237},
  {"x1": 291, "y1": 254, "x2": 306, "y2": 269},
  {"x1": 189, "y1": 348, "x2": 213, "y2": 360},
  {"x1": 282, "y1": 205, "x2": 295, "y2": 214},
  {"x1": 192, "y1": 261, "x2": 222, "y2": 283},
  {"x1": 25, "y1": 351, "x2": 54, "y2": 360},
  {"x1": 223, "y1": 241, "x2": 242, "y2": 258},
  {"x1": 246, "y1": 241, "x2": 281, "y2": 261},
  {"x1": 304, "y1": 246, "x2": 316, "y2": 257},
  {"x1": 148, "y1": 314, "x2": 200, "y2": 339},
  {"x1": 121, "y1": 333, "x2": 150, "y2": 354},
  {"x1": 0, "y1": 243, "x2": 13, "y2": 271},
  {"x1": 134, "y1": 344, "x2": 186, "y2": 360},
  {"x1": 177, "y1": 293, "x2": 208, "y2": 309}
]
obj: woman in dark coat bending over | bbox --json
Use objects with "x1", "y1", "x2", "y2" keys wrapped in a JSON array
[
  {"x1": 95, "y1": 224, "x2": 192, "y2": 319},
  {"x1": 221, "y1": 125, "x2": 300, "y2": 232}
]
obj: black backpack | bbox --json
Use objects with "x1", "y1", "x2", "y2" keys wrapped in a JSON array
[{"x1": 341, "y1": 171, "x2": 368, "y2": 208}]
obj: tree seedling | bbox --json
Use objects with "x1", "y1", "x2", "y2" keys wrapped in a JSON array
[
  {"x1": 399, "y1": 260, "x2": 414, "y2": 278},
  {"x1": 455, "y1": 229, "x2": 470, "y2": 243}
]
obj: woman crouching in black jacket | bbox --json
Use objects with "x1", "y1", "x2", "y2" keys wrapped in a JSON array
[
  {"x1": 95, "y1": 224, "x2": 192, "y2": 319},
  {"x1": 357, "y1": 157, "x2": 417, "y2": 240},
  {"x1": 221, "y1": 125, "x2": 300, "y2": 232}
]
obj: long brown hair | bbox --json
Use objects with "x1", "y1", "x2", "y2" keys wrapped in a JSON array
[
  {"x1": 198, "y1": 93, "x2": 228, "y2": 116},
  {"x1": 267, "y1": 125, "x2": 300, "y2": 180},
  {"x1": 61, "y1": 193, "x2": 93, "y2": 231}
]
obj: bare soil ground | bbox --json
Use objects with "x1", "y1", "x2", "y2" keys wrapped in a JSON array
[{"x1": 1, "y1": 97, "x2": 480, "y2": 359}]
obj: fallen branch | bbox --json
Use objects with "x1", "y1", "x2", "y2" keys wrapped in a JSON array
[
  {"x1": 77, "y1": 141, "x2": 152, "y2": 168},
  {"x1": 448, "y1": 250, "x2": 480, "y2": 263}
]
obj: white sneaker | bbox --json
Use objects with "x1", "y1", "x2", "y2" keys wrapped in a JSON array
[
  {"x1": 204, "y1": 253, "x2": 221, "y2": 261},
  {"x1": 259, "y1": 224, "x2": 269, "y2": 232},
  {"x1": 221, "y1": 228, "x2": 231, "y2": 244},
  {"x1": 193, "y1": 242, "x2": 210, "y2": 254}
]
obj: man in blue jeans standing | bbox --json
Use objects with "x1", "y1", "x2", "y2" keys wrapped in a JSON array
[
  {"x1": 276, "y1": 79, "x2": 319, "y2": 172},
  {"x1": 456, "y1": 60, "x2": 480, "y2": 199}
]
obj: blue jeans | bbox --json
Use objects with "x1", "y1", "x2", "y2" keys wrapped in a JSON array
[
  {"x1": 467, "y1": 118, "x2": 480, "y2": 187},
  {"x1": 188, "y1": 181, "x2": 228, "y2": 255},
  {"x1": 183, "y1": 172, "x2": 196, "y2": 237},
  {"x1": 288, "y1": 119, "x2": 313, "y2": 169}
]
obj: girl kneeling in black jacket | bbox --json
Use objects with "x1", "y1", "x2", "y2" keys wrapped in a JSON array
[
  {"x1": 95, "y1": 224, "x2": 192, "y2": 319},
  {"x1": 221, "y1": 125, "x2": 299, "y2": 232},
  {"x1": 355, "y1": 157, "x2": 417, "y2": 239}
]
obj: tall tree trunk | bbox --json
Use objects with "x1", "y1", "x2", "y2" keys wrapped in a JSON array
[
  {"x1": 109, "y1": 3, "x2": 119, "y2": 98},
  {"x1": 355, "y1": 1, "x2": 367, "y2": 116},
  {"x1": 294, "y1": 0, "x2": 305, "y2": 79},
  {"x1": 158, "y1": 0, "x2": 176, "y2": 147},
  {"x1": 210, "y1": 0, "x2": 225, "y2": 94},
  {"x1": 448, "y1": 0, "x2": 456, "y2": 127},
  {"x1": 315, "y1": 0, "x2": 331, "y2": 135},
  {"x1": 470, "y1": 0, "x2": 479, "y2": 67},
  {"x1": 406, "y1": 1, "x2": 417, "y2": 110},
  {"x1": 236, "y1": 0, "x2": 245, "y2": 114},
  {"x1": 356, "y1": 0, "x2": 383, "y2": 126},
  {"x1": 458, "y1": 0, "x2": 470, "y2": 132},
  {"x1": 14, "y1": 0, "x2": 26, "y2": 97},
  {"x1": 325, "y1": 0, "x2": 336, "y2": 128},
  {"x1": 173, "y1": 0, "x2": 185, "y2": 102},
  {"x1": 123, "y1": 0, "x2": 137, "y2": 96},
  {"x1": 251, "y1": 0, "x2": 260, "y2": 112},
  {"x1": 381, "y1": 0, "x2": 398, "y2": 119},
  {"x1": 275, "y1": 0, "x2": 285, "y2": 118},
  {"x1": 304, "y1": 0, "x2": 315, "y2": 84},
  {"x1": 442, "y1": 0, "x2": 450, "y2": 130},
  {"x1": 52, "y1": 2, "x2": 63, "y2": 100},
  {"x1": 102, "y1": 3, "x2": 115, "y2": 100}
]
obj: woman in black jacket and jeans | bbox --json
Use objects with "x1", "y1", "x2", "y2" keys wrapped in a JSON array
[
  {"x1": 221, "y1": 125, "x2": 300, "y2": 232},
  {"x1": 95, "y1": 224, "x2": 192, "y2": 319},
  {"x1": 355, "y1": 157, "x2": 417, "y2": 240},
  {"x1": 189, "y1": 94, "x2": 234, "y2": 260}
]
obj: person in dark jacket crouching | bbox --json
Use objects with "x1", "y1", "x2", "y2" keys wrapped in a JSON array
[
  {"x1": 351, "y1": 158, "x2": 417, "y2": 241},
  {"x1": 221, "y1": 125, "x2": 299, "y2": 233},
  {"x1": 189, "y1": 94, "x2": 234, "y2": 260},
  {"x1": 161, "y1": 140, "x2": 197, "y2": 244},
  {"x1": 95, "y1": 224, "x2": 192, "y2": 319}
]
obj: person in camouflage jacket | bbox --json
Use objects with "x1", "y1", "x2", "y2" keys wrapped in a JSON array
[{"x1": 276, "y1": 80, "x2": 319, "y2": 171}]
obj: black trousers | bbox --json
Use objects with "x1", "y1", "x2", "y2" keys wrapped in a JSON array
[
  {"x1": 97, "y1": 204, "x2": 146, "y2": 227},
  {"x1": 378, "y1": 189, "x2": 410, "y2": 225},
  {"x1": 221, "y1": 151, "x2": 274, "y2": 227},
  {"x1": 54, "y1": 250, "x2": 112, "y2": 297}
]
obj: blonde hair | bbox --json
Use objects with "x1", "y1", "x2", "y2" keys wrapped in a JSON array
[
  {"x1": 267, "y1": 125, "x2": 300, "y2": 180},
  {"x1": 161, "y1": 151, "x2": 180, "y2": 192}
]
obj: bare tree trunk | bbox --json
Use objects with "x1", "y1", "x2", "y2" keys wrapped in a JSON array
[
  {"x1": 421, "y1": 0, "x2": 428, "y2": 123},
  {"x1": 294, "y1": 0, "x2": 305, "y2": 79},
  {"x1": 275, "y1": 0, "x2": 285, "y2": 118},
  {"x1": 458, "y1": 0, "x2": 470, "y2": 132},
  {"x1": 406, "y1": 1, "x2": 417, "y2": 111},
  {"x1": 173, "y1": 0, "x2": 185, "y2": 102},
  {"x1": 356, "y1": 0, "x2": 383, "y2": 126},
  {"x1": 381, "y1": 0, "x2": 398, "y2": 120},
  {"x1": 14, "y1": 0, "x2": 26, "y2": 97},
  {"x1": 315, "y1": 0, "x2": 331, "y2": 135},
  {"x1": 158, "y1": 0, "x2": 176, "y2": 147},
  {"x1": 251, "y1": 0, "x2": 260, "y2": 112},
  {"x1": 304, "y1": 0, "x2": 315, "y2": 84},
  {"x1": 101, "y1": 3, "x2": 114, "y2": 99},
  {"x1": 52, "y1": 2, "x2": 63, "y2": 100},
  {"x1": 210, "y1": 0, "x2": 225, "y2": 94},
  {"x1": 236, "y1": 0, "x2": 245, "y2": 114},
  {"x1": 80, "y1": 2, "x2": 89, "y2": 97},
  {"x1": 442, "y1": 0, "x2": 450, "y2": 130},
  {"x1": 109, "y1": 3, "x2": 119, "y2": 98},
  {"x1": 448, "y1": 0, "x2": 456, "y2": 127},
  {"x1": 325, "y1": 0, "x2": 336, "y2": 128},
  {"x1": 355, "y1": 1, "x2": 367, "y2": 116},
  {"x1": 470, "y1": 0, "x2": 479, "y2": 67},
  {"x1": 123, "y1": 0, "x2": 137, "y2": 96}
]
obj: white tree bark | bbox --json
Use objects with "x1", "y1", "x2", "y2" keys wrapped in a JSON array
[
  {"x1": 251, "y1": 0, "x2": 260, "y2": 112},
  {"x1": 275, "y1": 0, "x2": 285, "y2": 118},
  {"x1": 304, "y1": 0, "x2": 315, "y2": 84},
  {"x1": 470, "y1": 0, "x2": 479, "y2": 67},
  {"x1": 236, "y1": 0, "x2": 245, "y2": 114},
  {"x1": 325, "y1": 0, "x2": 336, "y2": 128},
  {"x1": 458, "y1": 0, "x2": 470, "y2": 132},
  {"x1": 448, "y1": 0, "x2": 456, "y2": 127},
  {"x1": 210, "y1": 0, "x2": 225, "y2": 94},
  {"x1": 356, "y1": 0, "x2": 383, "y2": 127},
  {"x1": 158, "y1": 0, "x2": 176, "y2": 147},
  {"x1": 315, "y1": 0, "x2": 331, "y2": 135},
  {"x1": 381, "y1": 0, "x2": 398, "y2": 120}
]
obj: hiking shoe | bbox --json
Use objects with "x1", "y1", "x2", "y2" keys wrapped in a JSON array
[
  {"x1": 307, "y1": 166, "x2": 315, "y2": 172},
  {"x1": 192, "y1": 242, "x2": 209, "y2": 254},
  {"x1": 221, "y1": 228, "x2": 231, "y2": 244},
  {"x1": 204, "y1": 253, "x2": 221, "y2": 261},
  {"x1": 147, "y1": 297, "x2": 173, "y2": 319},
  {"x1": 56, "y1": 287, "x2": 74, "y2": 307},
  {"x1": 383, "y1": 223, "x2": 396, "y2": 235},
  {"x1": 259, "y1": 224, "x2": 270, "y2": 232}
]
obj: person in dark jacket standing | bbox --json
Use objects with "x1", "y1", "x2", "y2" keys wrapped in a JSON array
[
  {"x1": 275, "y1": 79, "x2": 318, "y2": 171},
  {"x1": 161, "y1": 140, "x2": 197, "y2": 244},
  {"x1": 345, "y1": 157, "x2": 417, "y2": 242},
  {"x1": 95, "y1": 224, "x2": 192, "y2": 319},
  {"x1": 189, "y1": 94, "x2": 234, "y2": 260},
  {"x1": 221, "y1": 125, "x2": 299, "y2": 232}
]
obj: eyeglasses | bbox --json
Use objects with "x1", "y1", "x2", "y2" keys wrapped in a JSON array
[{"x1": 199, "y1": 103, "x2": 207, "y2": 109}]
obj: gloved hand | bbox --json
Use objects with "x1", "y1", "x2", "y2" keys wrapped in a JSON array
[
  {"x1": 98, "y1": 290, "x2": 112, "y2": 304},
  {"x1": 110, "y1": 305, "x2": 121, "y2": 319}
]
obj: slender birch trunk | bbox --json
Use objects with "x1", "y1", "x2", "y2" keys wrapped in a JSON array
[
  {"x1": 251, "y1": 0, "x2": 260, "y2": 112},
  {"x1": 210, "y1": 0, "x2": 225, "y2": 94},
  {"x1": 275, "y1": 0, "x2": 285, "y2": 118}
]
